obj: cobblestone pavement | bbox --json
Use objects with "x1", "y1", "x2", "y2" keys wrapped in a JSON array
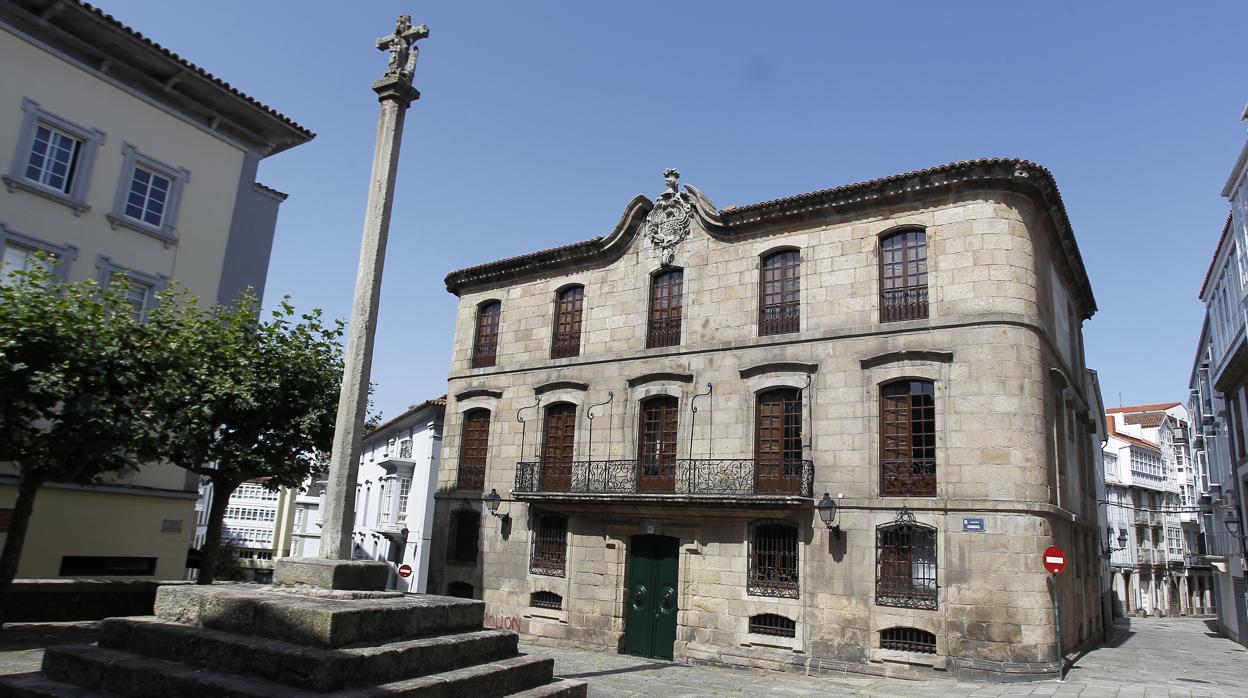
[
  {"x1": 522, "y1": 617, "x2": 1248, "y2": 697},
  {"x1": 1, "y1": 617, "x2": 1244, "y2": 696}
]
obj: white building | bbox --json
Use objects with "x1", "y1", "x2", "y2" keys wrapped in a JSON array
[
  {"x1": 192, "y1": 478, "x2": 289, "y2": 583},
  {"x1": 1102, "y1": 404, "x2": 1212, "y2": 618},
  {"x1": 0, "y1": 0, "x2": 312, "y2": 580},
  {"x1": 289, "y1": 397, "x2": 444, "y2": 592}
]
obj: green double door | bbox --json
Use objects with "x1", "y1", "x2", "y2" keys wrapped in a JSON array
[{"x1": 624, "y1": 535, "x2": 679, "y2": 660}]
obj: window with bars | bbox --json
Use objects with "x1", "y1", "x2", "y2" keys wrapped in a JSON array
[
  {"x1": 748, "y1": 520, "x2": 798, "y2": 598},
  {"x1": 879, "y1": 229, "x2": 928, "y2": 322},
  {"x1": 748, "y1": 613, "x2": 796, "y2": 638},
  {"x1": 530, "y1": 514, "x2": 568, "y2": 576},
  {"x1": 530, "y1": 591, "x2": 563, "y2": 610},
  {"x1": 647, "y1": 269, "x2": 683, "y2": 348},
  {"x1": 551, "y1": 285, "x2": 584, "y2": 358},
  {"x1": 876, "y1": 511, "x2": 938, "y2": 609},
  {"x1": 880, "y1": 380, "x2": 936, "y2": 497},
  {"x1": 759, "y1": 250, "x2": 800, "y2": 336},
  {"x1": 471, "y1": 301, "x2": 501, "y2": 368},
  {"x1": 880, "y1": 627, "x2": 936, "y2": 653},
  {"x1": 447, "y1": 509, "x2": 480, "y2": 565},
  {"x1": 458, "y1": 409, "x2": 490, "y2": 491}
]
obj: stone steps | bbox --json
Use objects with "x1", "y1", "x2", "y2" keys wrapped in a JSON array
[
  {"x1": 97, "y1": 616, "x2": 519, "y2": 692},
  {"x1": 22, "y1": 644, "x2": 563, "y2": 697},
  {"x1": 153, "y1": 586, "x2": 484, "y2": 648},
  {"x1": 508, "y1": 678, "x2": 589, "y2": 698}
]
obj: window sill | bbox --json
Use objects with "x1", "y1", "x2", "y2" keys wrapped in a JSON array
[
  {"x1": 3, "y1": 175, "x2": 90, "y2": 215},
  {"x1": 106, "y1": 213, "x2": 177, "y2": 248}
]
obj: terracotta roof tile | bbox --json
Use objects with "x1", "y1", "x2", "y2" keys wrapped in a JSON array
[
  {"x1": 1104, "y1": 415, "x2": 1161, "y2": 451},
  {"x1": 1123, "y1": 413, "x2": 1166, "y2": 428},
  {"x1": 366, "y1": 395, "x2": 447, "y2": 436},
  {"x1": 1199, "y1": 213, "x2": 1235, "y2": 299},
  {"x1": 1105, "y1": 402, "x2": 1181, "y2": 414}
]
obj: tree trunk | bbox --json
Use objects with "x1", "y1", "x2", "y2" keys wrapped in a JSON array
[
  {"x1": 0, "y1": 474, "x2": 44, "y2": 628},
  {"x1": 197, "y1": 477, "x2": 238, "y2": 585}
]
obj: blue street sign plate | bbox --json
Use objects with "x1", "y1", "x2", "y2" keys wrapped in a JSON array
[{"x1": 963, "y1": 517, "x2": 985, "y2": 532}]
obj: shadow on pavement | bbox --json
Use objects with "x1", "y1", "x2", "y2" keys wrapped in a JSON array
[
  {"x1": 561, "y1": 661, "x2": 675, "y2": 679},
  {"x1": 0, "y1": 622, "x2": 100, "y2": 653}
]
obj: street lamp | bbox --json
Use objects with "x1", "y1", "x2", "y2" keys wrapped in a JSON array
[
  {"x1": 483, "y1": 488, "x2": 510, "y2": 522},
  {"x1": 1102, "y1": 525, "x2": 1128, "y2": 555},
  {"x1": 815, "y1": 493, "x2": 841, "y2": 539}
]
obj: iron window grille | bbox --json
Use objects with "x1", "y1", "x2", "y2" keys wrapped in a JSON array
[
  {"x1": 471, "y1": 301, "x2": 501, "y2": 368},
  {"x1": 759, "y1": 249, "x2": 800, "y2": 336},
  {"x1": 399, "y1": 439, "x2": 413, "y2": 459},
  {"x1": 551, "y1": 286, "x2": 584, "y2": 359},
  {"x1": 875, "y1": 509, "x2": 938, "y2": 610},
  {"x1": 748, "y1": 520, "x2": 799, "y2": 598},
  {"x1": 880, "y1": 380, "x2": 936, "y2": 497},
  {"x1": 880, "y1": 627, "x2": 936, "y2": 653},
  {"x1": 748, "y1": 613, "x2": 796, "y2": 638},
  {"x1": 879, "y1": 229, "x2": 928, "y2": 322},
  {"x1": 446, "y1": 508, "x2": 480, "y2": 565},
  {"x1": 458, "y1": 409, "x2": 490, "y2": 491},
  {"x1": 530, "y1": 514, "x2": 568, "y2": 577},
  {"x1": 447, "y1": 581, "x2": 474, "y2": 598},
  {"x1": 647, "y1": 269, "x2": 683, "y2": 348},
  {"x1": 530, "y1": 590, "x2": 563, "y2": 610}
]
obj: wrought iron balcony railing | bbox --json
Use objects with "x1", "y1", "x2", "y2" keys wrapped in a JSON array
[
  {"x1": 646, "y1": 316, "x2": 682, "y2": 349},
  {"x1": 514, "y1": 459, "x2": 814, "y2": 499},
  {"x1": 456, "y1": 465, "x2": 485, "y2": 492},
  {"x1": 759, "y1": 302, "x2": 800, "y2": 336},
  {"x1": 880, "y1": 285, "x2": 928, "y2": 323},
  {"x1": 880, "y1": 459, "x2": 936, "y2": 497}
]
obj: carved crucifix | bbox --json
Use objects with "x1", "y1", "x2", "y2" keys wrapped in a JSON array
[{"x1": 377, "y1": 14, "x2": 430, "y2": 82}]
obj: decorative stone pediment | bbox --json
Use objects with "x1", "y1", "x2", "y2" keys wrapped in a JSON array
[{"x1": 645, "y1": 169, "x2": 694, "y2": 267}]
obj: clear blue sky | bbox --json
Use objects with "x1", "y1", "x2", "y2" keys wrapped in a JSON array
[{"x1": 111, "y1": 0, "x2": 1246, "y2": 421}]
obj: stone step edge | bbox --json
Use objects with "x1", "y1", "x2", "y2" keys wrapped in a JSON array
[
  {"x1": 98, "y1": 616, "x2": 519, "y2": 692},
  {"x1": 42, "y1": 644, "x2": 557, "y2": 698},
  {"x1": 154, "y1": 585, "x2": 485, "y2": 648},
  {"x1": 0, "y1": 673, "x2": 111, "y2": 698},
  {"x1": 508, "y1": 678, "x2": 590, "y2": 698}
]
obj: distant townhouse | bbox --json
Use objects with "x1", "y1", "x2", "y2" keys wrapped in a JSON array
[
  {"x1": 287, "y1": 397, "x2": 444, "y2": 592},
  {"x1": 432, "y1": 160, "x2": 1102, "y2": 681},
  {"x1": 0, "y1": 0, "x2": 312, "y2": 580}
]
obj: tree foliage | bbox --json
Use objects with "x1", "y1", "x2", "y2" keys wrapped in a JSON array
[
  {"x1": 145, "y1": 290, "x2": 344, "y2": 584},
  {"x1": 0, "y1": 261, "x2": 158, "y2": 626}
]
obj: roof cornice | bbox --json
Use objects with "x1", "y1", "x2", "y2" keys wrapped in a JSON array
[
  {"x1": 2, "y1": 0, "x2": 314, "y2": 155},
  {"x1": 444, "y1": 159, "x2": 1096, "y2": 318}
]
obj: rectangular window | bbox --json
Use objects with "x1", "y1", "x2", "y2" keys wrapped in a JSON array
[
  {"x1": 110, "y1": 272, "x2": 153, "y2": 321},
  {"x1": 880, "y1": 380, "x2": 937, "y2": 497},
  {"x1": 551, "y1": 286, "x2": 584, "y2": 358},
  {"x1": 471, "y1": 301, "x2": 500, "y2": 368},
  {"x1": 1, "y1": 243, "x2": 53, "y2": 284},
  {"x1": 759, "y1": 250, "x2": 800, "y2": 336},
  {"x1": 25, "y1": 124, "x2": 81, "y2": 194},
  {"x1": 397, "y1": 477, "x2": 411, "y2": 523},
  {"x1": 879, "y1": 229, "x2": 929, "y2": 322},
  {"x1": 59, "y1": 556, "x2": 157, "y2": 576},
  {"x1": 458, "y1": 410, "x2": 490, "y2": 491},
  {"x1": 380, "y1": 481, "x2": 392, "y2": 523},
  {"x1": 530, "y1": 515, "x2": 567, "y2": 576},
  {"x1": 876, "y1": 518, "x2": 938, "y2": 610},
  {"x1": 647, "y1": 269, "x2": 683, "y2": 348},
  {"x1": 124, "y1": 167, "x2": 173, "y2": 228},
  {"x1": 748, "y1": 521, "x2": 799, "y2": 598}
]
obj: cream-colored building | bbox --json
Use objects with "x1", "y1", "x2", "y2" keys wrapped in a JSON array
[
  {"x1": 431, "y1": 160, "x2": 1103, "y2": 680},
  {"x1": 0, "y1": 0, "x2": 312, "y2": 580}
]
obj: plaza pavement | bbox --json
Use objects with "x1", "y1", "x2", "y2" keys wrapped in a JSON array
[{"x1": 0, "y1": 616, "x2": 1243, "y2": 696}]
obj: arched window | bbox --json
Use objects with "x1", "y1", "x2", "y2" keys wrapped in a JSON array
[
  {"x1": 541, "y1": 403, "x2": 576, "y2": 492},
  {"x1": 880, "y1": 627, "x2": 936, "y2": 653},
  {"x1": 471, "y1": 300, "x2": 501, "y2": 368},
  {"x1": 551, "y1": 285, "x2": 584, "y2": 358},
  {"x1": 457, "y1": 409, "x2": 490, "y2": 491},
  {"x1": 530, "y1": 590, "x2": 563, "y2": 610},
  {"x1": 447, "y1": 581, "x2": 474, "y2": 598},
  {"x1": 748, "y1": 613, "x2": 797, "y2": 638},
  {"x1": 876, "y1": 509, "x2": 937, "y2": 609},
  {"x1": 647, "y1": 269, "x2": 683, "y2": 348},
  {"x1": 759, "y1": 250, "x2": 800, "y2": 335},
  {"x1": 447, "y1": 508, "x2": 480, "y2": 565},
  {"x1": 530, "y1": 514, "x2": 568, "y2": 576},
  {"x1": 748, "y1": 520, "x2": 798, "y2": 598},
  {"x1": 879, "y1": 229, "x2": 928, "y2": 322},
  {"x1": 638, "y1": 396, "x2": 679, "y2": 493},
  {"x1": 880, "y1": 380, "x2": 936, "y2": 496},
  {"x1": 755, "y1": 388, "x2": 803, "y2": 494}
]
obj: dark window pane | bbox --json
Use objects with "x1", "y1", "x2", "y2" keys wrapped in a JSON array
[
  {"x1": 551, "y1": 286, "x2": 584, "y2": 358},
  {"x1": 457, "y1": 409, "x2": 490, "y2": 491},
  {"x1": 471, "y1": 301, "x2": 500, "y2": 367},
  {"x1": 748, "y1": 520, "x2": 798, "y2": 597},
  {"x1": 647, "y1": 269, "x2": 683, "y2": 348},
  {"x1": 759, "y1": 250, "x2": 800, "y2": 335},
  {"x1": 880, "y1": 230, "x2": 929, "y2": 322}
]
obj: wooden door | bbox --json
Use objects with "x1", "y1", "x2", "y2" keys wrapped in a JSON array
[
  {"x1": 541, "y1": 403, "x2": 576, "y2": 491},
  {"x1": 755, "y1": 389, "x2": 801, "y2": 493},
  {"x1": 625, "y1": 535, "x2": 680, "y2": 660},
  {"x1": 638, "y1": 397, "x2": 678, "y2": 493}
]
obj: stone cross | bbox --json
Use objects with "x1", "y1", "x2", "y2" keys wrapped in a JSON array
[{"x1": 318, "y1": 15, "x2": 429, "y2": 563}]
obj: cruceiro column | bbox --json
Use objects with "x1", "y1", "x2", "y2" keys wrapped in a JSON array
[{"x1": 276, "y1": 15, "x2": 428, "y2": 590}]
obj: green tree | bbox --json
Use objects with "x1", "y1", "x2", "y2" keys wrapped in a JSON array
[
  {"x1": 146, "y1": 291, "x2": 343, "y2": 584},
  {"x1": 0, "y1": 262, "x2": 157, "y2": 627}
]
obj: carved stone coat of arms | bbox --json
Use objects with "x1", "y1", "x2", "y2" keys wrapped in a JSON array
[{"x1": 645, "y1": 168, "x2": 693, "y2": 267}]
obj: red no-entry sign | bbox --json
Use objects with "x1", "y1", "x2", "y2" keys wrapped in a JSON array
[
  {"x1": 398, "y1": 564, "x2": 413, "y2": 579},
  {"x1": 1043, "y1": 546, "x2": 1066, "y2": 575}
]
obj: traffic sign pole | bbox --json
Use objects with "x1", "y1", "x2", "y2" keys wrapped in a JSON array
[{"x1": 1043, "y1": 545, "x2": 1067, "y2": 682}]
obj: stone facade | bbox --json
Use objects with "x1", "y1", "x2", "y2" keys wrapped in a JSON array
[{"x1": 429, "y1": 159, "x2": 1103, "y2": 680}]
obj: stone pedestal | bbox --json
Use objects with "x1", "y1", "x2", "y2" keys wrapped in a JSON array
[
  {"x1": 272, "y1": 557, "x2": 390, "y2": 591},
  {"x1": 0, "y1": 585, "x2": 587, "y2": 697}
]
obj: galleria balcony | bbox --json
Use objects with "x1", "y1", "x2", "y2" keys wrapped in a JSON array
[{"x1": 513, "y1": 459, "x2": 814, "y2": 504}]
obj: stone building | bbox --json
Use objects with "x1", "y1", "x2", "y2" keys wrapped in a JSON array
[{"x1": 431, "y1": 159, "x2": 1102, "y2": 680}]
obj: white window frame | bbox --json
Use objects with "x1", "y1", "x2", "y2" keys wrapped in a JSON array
[
  {"x1": 107, "y1": 143, "x2": 189, "y2": 245},
  {"x1": 95, "y1": 255, "x2": 167, "y2": 321},
  {"x1": 4, "y1": 98, "x2": 104, "y2": 214},
  {"x1": 0, "y1": 222, "x2": 77, "y2": 281}
]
